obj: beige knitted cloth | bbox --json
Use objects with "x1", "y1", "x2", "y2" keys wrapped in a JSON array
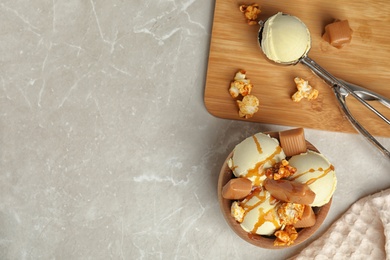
[{"x1": 292, "y1": 188, "x2": 390, "y2": 260}]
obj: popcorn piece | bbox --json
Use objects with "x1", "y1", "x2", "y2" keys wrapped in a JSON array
[
  {"x1": 228, "y1": 70, "x2": 260, "y2": 119},
  {"x1": 229, "y1": 70, "x2": 253, "y2": 98},
  {"x1": 239, "y1": 4, "x2": 261, "y2": 25},
  {"x1": 292, "y1": 77, "x2": 319, "y2": 102},
  {"x1": 277, "y1": 202, "x2": 305, "y2": 226},
  {"x1": 274, "y1": 225, "x2": 298, "y2": 246},
  {"x1": 231, "y1": 201, "x2": 245, "y2": 223},
  {"x1": 265, "y1": 159, "x2": 297, "y2": 180},
  {"x1": 237, "y1": 95, "x2": 259, "y2": 119}
]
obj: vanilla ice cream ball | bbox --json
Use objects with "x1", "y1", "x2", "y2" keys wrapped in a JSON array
[
  {"x1": 260, "y1": 12, "x2": 311, "y2": 64},
  {"x1": 228, "y1": 133, "x2": 286, "y2": 186},
  {"x1": 288, "y1": 151, "x2": 336, "y2": 207},
  {"x1": 240, "y1": 188, "x2": 281, "y2": 236}
]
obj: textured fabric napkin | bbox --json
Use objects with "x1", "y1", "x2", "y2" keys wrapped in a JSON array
[{"x1": 291, "y1": 188, "x2": 390, "y2": 260}]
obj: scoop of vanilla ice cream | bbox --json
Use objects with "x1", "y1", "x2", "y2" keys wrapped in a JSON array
[
  {"x1": 288, "y1": 151, "x2": 336, "y2": 207},
  {"x1": 228, "y1": 133, "x2": 286, "y2": 186},
  {"x1": 240, "y1": 188, "x2": 281, "y2": 235},
  {"x1": 261, "y1": 12, "x2": 311, "y2": 64}
]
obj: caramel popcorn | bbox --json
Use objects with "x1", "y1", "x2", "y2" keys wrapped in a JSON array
[
  {"x1": 277, "y1": 202, "x2": 305, "y2": 226},
  {"x1": 237, "y1": 95, "x2": 259, "y2": 119},
  {"x1": 274, "y1": 225, "x2": 298, "y2": 246},
  {"x1": 228, "y1": 70, "x2": 260, "y2": 118},
  {"x1": 239, "y1": 4, "x2": 261, "y2": 25},
  {"x1": 231, "y1": 201, "x2": 245, "y2": 223},
  {"x1": 229, "y1": 70, "x2": 253, "y2": 98},
  {"x1": 292, "y1": 77, "x2": 319, "y2": 102},
  {"x1": 265, "y1": 159, "x2": 297, "y2": 180}
]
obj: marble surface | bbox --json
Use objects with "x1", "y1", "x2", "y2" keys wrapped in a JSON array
[{"x1": 0, "y1": 1, "x2": 389, "y2": 259}]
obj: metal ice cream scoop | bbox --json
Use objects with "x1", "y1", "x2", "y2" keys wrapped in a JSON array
[{"x1": 258, "y1": 12, "x2": 390, "y2": 159}]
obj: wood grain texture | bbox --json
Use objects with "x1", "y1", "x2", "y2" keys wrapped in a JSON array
[{"x1": 204, "y1": 0, "x2": 390, "y2": 137}]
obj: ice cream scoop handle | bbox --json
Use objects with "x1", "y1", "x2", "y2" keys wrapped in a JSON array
[
  {"x1": 300, "y1": 56, "x2": 390, "y2": 126},
  {"x1": 299, "y1": 56, "x2": 338, "y2": 86},
  {"x1": 333, "y1": 86, "x2": 390, "y2": 159},
  {"x1": 338, "y1": 79, "x2": 390, "y2": 108},
  {"x1": 300, "y1": 56, "x2": 390, "y2": 159}
]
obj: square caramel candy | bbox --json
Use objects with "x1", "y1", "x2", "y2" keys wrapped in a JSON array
[
  {"x1": 294, "y1": 205, "x2": 316, "y2": 228},
  {"x1": 279, "y1": 128, "x2": 307, "y2": 157},
  {"x1": 322, "y1": 20, "x2": 353, "y2": 49}
]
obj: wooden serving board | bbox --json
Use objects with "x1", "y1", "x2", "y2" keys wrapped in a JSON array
[{"x1": 204, "y1": 0, "x2": 390, "y2": 137}]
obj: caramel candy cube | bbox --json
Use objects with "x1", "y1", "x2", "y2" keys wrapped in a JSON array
[
  {"x1": 222, "y1": 178, "x2": 252, "y2": 200},
  {"x1": 279, "y1": 128, "x2": 307, "y2": 157},
  {"x1": 322, "y1": 20, "x2": 353, "y2": 49},
  {"x1": 294, "y1": 205, "x2": 316, "y2": 228},
  {"x1": 264, "y1": 179, "x2": 316, "y2": 205}
]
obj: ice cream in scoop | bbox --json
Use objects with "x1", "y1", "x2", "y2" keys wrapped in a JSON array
[{"x1": 260, "y1": 12, "x2": 311, "y2": 64}]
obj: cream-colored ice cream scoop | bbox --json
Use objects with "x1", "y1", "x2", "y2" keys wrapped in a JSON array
[
  {"x1": 228, "y1": 133, "x2": 285, "y2": 186},
  {"x1": 239, "y1": 188, "x2": 281, "y2": 236},
  {"x1": 288, "y1": 151, "x2": 336, "y2": 207},
  {"x1": 260, "y1": 12, "x2": 310, "y2": 65}
]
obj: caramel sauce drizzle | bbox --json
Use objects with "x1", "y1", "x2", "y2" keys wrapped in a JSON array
[
  {"x1": 241, "y1": 188, "x2": 281, "y2": 233},
  {"x1": 229, "y1": 136, "x2": 283, "y2": 186},
  {"x1": 253, "y1": 135, "x2": 263, "y2": 154},
  {"x1": 243, "y1": 145, "x2": 283, "y2": 186},
  {"x1": 241, "y1": 188, "x2": 266, "y2": 212},
  {"x1": 290, "y1": 164, "x2": 334, "y2": 185},
  {"x1": 251, "y1": 207, "x2": 280, "y2": 234},
  {"x1": 230, "y1": 136, "x2": 285, "y2": 233}
]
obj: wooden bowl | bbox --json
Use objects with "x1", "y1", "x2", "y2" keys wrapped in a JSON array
[{"x1": 217, "y1": 132, "x2": 332, "y2": 249}]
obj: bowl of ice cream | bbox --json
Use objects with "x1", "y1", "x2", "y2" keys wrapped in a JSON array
[{"x1": 217, "y1": 129, "x2": 336, "y2": 248}]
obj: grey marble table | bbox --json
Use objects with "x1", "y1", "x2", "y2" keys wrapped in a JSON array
[{"x1": 1, "y1": 1, "x2": 389, "y2": 259}]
